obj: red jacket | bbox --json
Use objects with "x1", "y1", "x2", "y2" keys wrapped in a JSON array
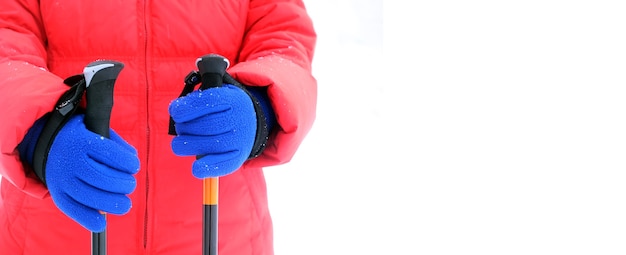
[{"x1": 0, "y1": 1, "x2": 316, "y2": 254}]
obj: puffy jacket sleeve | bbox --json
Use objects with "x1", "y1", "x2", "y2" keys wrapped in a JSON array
[
  {"x1": 0, "y1": 0, "x2": 67, "y2": 198},
  {"x1": 230, "y1": 0, "x2": 317, "y2": 168}
]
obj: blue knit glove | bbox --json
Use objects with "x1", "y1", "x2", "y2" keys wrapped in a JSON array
[
  {"x1": 20, "y1": 114, "x2": 140, "y2": 232},
  {"x1": 169, "y1": 84, "x2": 273, "y2": 178}
]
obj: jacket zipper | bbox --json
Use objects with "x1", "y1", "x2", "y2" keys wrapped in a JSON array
[{"x1": 142, "y1": 0, "x2": 150, "y2": 250}]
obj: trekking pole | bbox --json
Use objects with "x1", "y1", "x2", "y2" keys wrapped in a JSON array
[
  {"x1": 168, "y1": 54, "x2": 229, "y2": 255},
  {"x1": 82, "y1": 60, "x2": 125, "y2": 255},
  {"x1": 196, "y1": 54, "x2": 230, "y2": 255}
]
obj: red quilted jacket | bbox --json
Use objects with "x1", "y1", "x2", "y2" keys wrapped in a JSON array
[{"x1": 0, "y1": 1, "x2": 316, "y2": 254}]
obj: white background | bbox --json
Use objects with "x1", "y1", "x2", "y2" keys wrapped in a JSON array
[
  {"x1": 267, "y1": 1, "x2": 626, "y2": 255},
  {"x1": 4, "y1": 1, "x2": 626, "y2": 254}
]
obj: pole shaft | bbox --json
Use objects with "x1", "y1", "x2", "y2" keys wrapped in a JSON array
[
  {"x1": 92, "y1": 217, "x2": 106, "y2": 255},
  {"x1": 203, "y1": 178, "x2": 219, "y2": 255}
]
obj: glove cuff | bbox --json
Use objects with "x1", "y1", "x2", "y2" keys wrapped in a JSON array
[{"x1": 223, "y1": 73, "x2": 272, "y2": 159}]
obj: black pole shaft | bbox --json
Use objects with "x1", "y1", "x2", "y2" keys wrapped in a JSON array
[
  {"x1": 203, "y1": 204, "x2": 218, "y2": 255},
  {"x1": 92, "y1": 229, "x2": 106, "y2": 255}
]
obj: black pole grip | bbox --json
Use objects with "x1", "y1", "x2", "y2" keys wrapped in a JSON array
[
  {"x1": 196, "y1": 54, "x2": 230, "y2": 90},
  {"x1": 83, "y1": 60, "x2": 124, "y2": 138},
  {"x1": 82, "y1": 60, "x2": 123, "y2": 255}
]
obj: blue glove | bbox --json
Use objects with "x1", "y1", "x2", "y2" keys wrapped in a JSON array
[
  {"x1": 19, "y1": 114, "x2": 140, "y2": 232},
  {"x1": 169, "y1": 84, "x2": 274, "y2": 178}
]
